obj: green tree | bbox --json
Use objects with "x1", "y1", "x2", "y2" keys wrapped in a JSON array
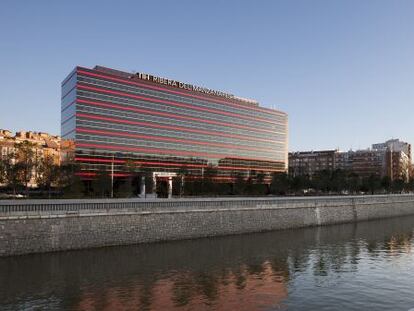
[
  {"x1": 347, "y1": 172, "x2": 361, "y2": 194},
  {"x1": 176, "y1": 166, "x2": 189, "y2": 197},
  {"x1": 362, "y1": 174, "x2": 381, "y2": 195},
  {"x1": 36, "y1": 155, "x2": 59, "y2": 198},
  {"x1": 244, "y1": 176, "x2": 255, "y2": 195},
  {"x1": 249, "y1": 171, "x2": 267, "y2": 195},
  {"x1": 0, "y1": 151, "x2": 20, "y2": 195},
  {"x1": 256, "y1": 172, "x2": 266, "y2": 184},
  {"x1": 392, "y1": 179, "x2": 405, "y2": 194},
  {"x1": 14, "y1": 141, "x2": 36, "y2": 196},
  {"x1": 117, "y1": 159, "x2": 138, "y2": 197},
  {"x1": 407, "y1": 178, "x2": 414, "y2": 193},
  {"x1": 331, "y1": 169, "x2": 348, "y2": 193},
  {"x1": 117, "y1": 178, "x2": 133, "y2": 198},
  {"x1": 312, "y1": 170, "x2": 331, "y2": 193},
  {"x1": 63, "y1": 175, "x2": 85, "y2": 198},
  {"x1": 270, "y1": 172, "x2": 290, "y2": 195},
  {"x1": 58, "y1": 159, "x2": 86, "y2": 198},
  {"x1": 203, "y1": 165, "x2": 217, "y2": 194},
  {"x1": 233, "y1": 172, "x2": 246, "y2": 195},
  {"x1": 290, "y1": 174, "x2": 310, "y2": 194},
  {"x1": 92, "y1": 169, "x2": 111, "y2": 197},
  {"x1": 381, "y1": 176, "x2": 392, "y2": 193}
]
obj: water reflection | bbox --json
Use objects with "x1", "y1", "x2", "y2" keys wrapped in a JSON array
[
  {"x1": 75, "y1": 263, "x2": 287, "y2": 311},
  {"x1": 1, "y1": 216, "x2": 414, "y2": 310}
]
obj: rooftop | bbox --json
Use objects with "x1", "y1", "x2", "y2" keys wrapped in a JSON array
[{"x1": 92, "y1": 65, "x2": 262, "y2": 108}]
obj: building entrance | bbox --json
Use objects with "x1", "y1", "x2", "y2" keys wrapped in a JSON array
[
  {"x1": 153, "y1": 172, "x2": 177, "y2": 199},
  {"x1": 155, "y1": 178, "x2": 169, "y2": 198}
]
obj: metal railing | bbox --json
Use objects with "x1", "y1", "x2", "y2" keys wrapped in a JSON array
[{"x1": 1, "y1": 194, "x2": 414, "y2": 215}]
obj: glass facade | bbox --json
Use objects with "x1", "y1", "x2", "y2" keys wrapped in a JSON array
[{"x1": 61, "y1": 66, "x2": 288, "y2": 181}]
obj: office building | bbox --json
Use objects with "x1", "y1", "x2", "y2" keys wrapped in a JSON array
[{"x1": 61, "y1": 66, "x2": 288, "y2": 183}]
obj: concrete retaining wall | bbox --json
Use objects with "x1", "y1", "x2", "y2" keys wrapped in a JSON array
[{"x1": 1, "y1": 195, "x2": 414, "y2": 256}]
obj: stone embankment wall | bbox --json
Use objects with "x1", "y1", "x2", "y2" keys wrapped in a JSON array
[{"x1": 1, "y1": 195, "x2": 414, "y2": 256}]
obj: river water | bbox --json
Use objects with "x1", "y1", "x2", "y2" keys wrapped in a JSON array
[{"x1": 1, "y1": 216, "x2": 414, "y2": 310}]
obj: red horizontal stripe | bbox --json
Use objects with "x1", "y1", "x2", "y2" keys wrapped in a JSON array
[
  {"x1": 75, "y1": 172, "x2": 130, "y2": 177},
  {"x1": 184, "y1": 176, "x2": 236, "y2": 181},
  {"x1": 77, "y1": 69, "x2": 285, "y2": 117},
  {"x1": 76, "y1": 157, "x2": 205, "y2": 167},
  {"x1": 184, "y1": 176, "x2": 273, "y2": 182},
  {"x1": 76, "y1": 142, "x2": 279, "y2": 162},
  {"x1": 76, "y1": 98, "x2": 278, "y2": 134},
  {"x1": 76, "y1": 111, "x2": 276, "y2": 143},
  {"x1": 75, "y1": 172, "x2": 95, "y2": 178},
  {"x1": 77, "y1": 83, "x2": 278, "y2": 125},
  {"x1": 76, "y1": 127, "x2": 276, "y2": 153},
  {"x1": 75, "y1": 157, "x2": 284, "y2": 172}
]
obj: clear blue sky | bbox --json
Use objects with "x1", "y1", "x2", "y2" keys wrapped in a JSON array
[{"x1": 1, "y1": 0, "x2": 413, "y2": 151}]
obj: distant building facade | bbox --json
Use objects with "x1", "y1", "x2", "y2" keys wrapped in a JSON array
[
  {"x1": 289, "y1": 139, "x2": 412, "y2": 182},
  {"x1": 348, "y1": 149, "x2": 386, "y2": 178},
  {"x1": 0, "y1": 129, "x2": 61, "y2": 187},
  {"x1": 334, "y1": 151, "x2": 352, "y2": 172},
  {"x1": 372, "y1": 139, "x2": 411, "y2": 159},
  {"x1": 386, "y1": 150, "x2": 411, "y2": 182},
  {"x1": 372, "y1": 139, "x2": 411, "y2": 182},
  {"x1": 289, "y1": 150, "x2": 336, "y2": 177}
]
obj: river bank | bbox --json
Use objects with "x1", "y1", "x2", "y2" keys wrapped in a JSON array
[{"x1": 1, "y1": 194, "x2": 414, "y2": 256}]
